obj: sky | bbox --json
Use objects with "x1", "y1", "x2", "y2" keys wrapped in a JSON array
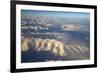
[{"x1": 21, "y1": 9, "x2": 90, "y2": 19}]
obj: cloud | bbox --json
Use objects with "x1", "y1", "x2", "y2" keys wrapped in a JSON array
[
  {"x1": 21, "y1": 36, "x2": 66, "y2": 56},
  {"x1": 21, "y1": 36, "x2": 89, "y2": 59},
  {"x1": 21, "y1": 38, "x2": 29, "y2": 52}
]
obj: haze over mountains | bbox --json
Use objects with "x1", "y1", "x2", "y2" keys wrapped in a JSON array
[{"x1": 21, "y1": 15, "x2": 90, "y2": 32}]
